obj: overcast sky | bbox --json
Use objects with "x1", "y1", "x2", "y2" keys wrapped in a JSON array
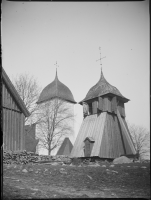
[{"x1": 2, "y1": 1, "x2": 150, "y2": 138}]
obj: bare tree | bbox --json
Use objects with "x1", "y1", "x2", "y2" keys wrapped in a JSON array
[
  {"x1": 128, "y1": 123, "x2": 150, "y2": 160},
  {"x1": 36, "y1": 99, "x2": 74, "y2": 155},
  {"x1": 12, "y1": 73, "x2": 41, "y2": 124}
]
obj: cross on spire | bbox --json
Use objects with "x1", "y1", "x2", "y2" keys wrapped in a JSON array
[
  {"x1": 54, "y1": 61, "x2": 59, "y2": 78},
  {"x1": 54, "y1": 61, "x2": 59, "y2": 69},
  {"x1": 96, "y1": 47, "x2": 106, "y2": 71}
]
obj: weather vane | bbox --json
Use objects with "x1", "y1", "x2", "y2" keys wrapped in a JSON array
[
  {"x1": 96, "y1": 47, "x2": 106, "y2": 71},
  {"x1": 54, "y1": 61, "x2": 59, "y2": 69}
]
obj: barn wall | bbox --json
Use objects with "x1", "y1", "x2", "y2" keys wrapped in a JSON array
[{"x1": 2, "y1": 82, "x2": 25, "y2": 151}]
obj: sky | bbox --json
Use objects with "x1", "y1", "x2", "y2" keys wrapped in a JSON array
[{"x1": 2, "y1": 0, "x2": 150, "y2": 142}]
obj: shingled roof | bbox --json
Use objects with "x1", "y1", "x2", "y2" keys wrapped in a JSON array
[
  {"x1": 37, "y1": 70, "x2": 76, "y2": 104},
  {"x1": 79, "y1": 70, "x2": 129, "y2": 104}
]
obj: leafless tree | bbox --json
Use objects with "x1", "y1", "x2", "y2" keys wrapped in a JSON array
[
  {"x1": 12, "y1": 73, "x2": 41, "y2": 124},
  {"x1": 36, "y1": 99, "x2": 74, "y2": 155},
  {"x1": 128, "y1": 123, "x2": 150, "y2": 160}
]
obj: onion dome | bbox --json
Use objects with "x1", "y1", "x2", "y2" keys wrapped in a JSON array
[
  {"x1": 37, "y1": 70, "x2": 76, "y2": 104},
  {"x1": 79, "y1": 69, "x2": 129, "y2": 104}
]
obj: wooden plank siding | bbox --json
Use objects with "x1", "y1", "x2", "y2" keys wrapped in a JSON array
[
  {"x1": 2, "y1": 81, "x2": 27, "y2": 151},
  {"x1": 117, "y1": 109, "x2": 136, "y2": 154},
  {"x1": 98, "y1": 96, "x2": 103, "y2": 111},
  {"x1": 117, "y1": 101, "x2": 125, "y2": 118},
  {"x1": 111, "y1": 96, "x2": 117, "y2": 113},
  {"x1": 70, "y1": 109, "x2": 135, "y2": 158},
  {"x1": 102, "y1": 96, "x2": 112, "y2": 113},
  {"x1": 70, "y1": 113, "x2": 107, "y2": 158},
  {"x1": 92, "y1": 100, "x2": 98, "y2": 114}
]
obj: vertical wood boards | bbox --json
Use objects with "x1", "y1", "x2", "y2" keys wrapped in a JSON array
[
  {"x1": 2, "y1": 81, "x2": 26, "y2": 151},
  {"x1": 122, "y1": 118, "x2": 136, "y2": 151},
  {"x1": 92, "y1": 100, "x2": 98, "y2": 114},
  {"x1": 5, "y1": 109, "x2": 8, "y2": 150},
  {"x1": 99, "y1": 115, "x2": 109, "y2": 158},
  {"x1": 114, "y1": 116, "x2": 125, "y2": 156},
  {"x1": 117, "y1": 109, "x2": 136, "y2": 154},
  {"x1": 16, "y1": 114, "x2": 20, "y2": 150},
  {"x1": 20, "y1": 114, "x2": 25, "y2": 150},
  {"x1": 89, "y1": 112, "x2": 106, "y2": 157},
  {"x1": 83, "y1": 103, "x2": 89, "y2": 115},
  {"x1": 100, "y1": 113, "x2": 129, "y2": 158},
  {"x1": 98, "y1": 96, "x2": 103, "y2": 111},
  {"x1": 71, "y1": 108, "x2": 134, "y2": 158},
  {"x1": 84, "y1": 140, "x2": 91, "y2": 157},
  {"x1": 111, "y1": 96, "x2": 117, "y2": 113},
  {"x1": 102, "y1": 96, "x2": 111, "y2": 113},
  {"x1": 117, "y1": 101, "x2": 125, "y2": 118}
]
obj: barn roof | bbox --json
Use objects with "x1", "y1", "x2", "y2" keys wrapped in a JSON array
[
  {"x1": 79, "y1": 70, "x2": 129, "y2": 104},
  {"x1": 2, "y1": 68, "x2": 30, "y2": 117},
  {"x1": 56, "y1": 137, "x2": 73, "y2": 156},
  {"x1": 37, "y1": 70, "x2": 76, "y2": 104}
]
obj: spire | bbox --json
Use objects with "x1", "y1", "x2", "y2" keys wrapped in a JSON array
[
  {"x1": 54, "y1": 61, "x2": 59, "y2": 80},
  {"x1": 99, "y1": 67, "x2": 108, "y2": 84}
]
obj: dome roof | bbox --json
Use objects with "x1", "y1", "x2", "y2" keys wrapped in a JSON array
[
  {"x1": 79, "y1": 70, "x2": 129, "y2": 104},
  {"x1": 37, "y1": 70, "x2": 76, "y2": 104}
]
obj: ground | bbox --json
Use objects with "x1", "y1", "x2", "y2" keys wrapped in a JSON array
[{"x1": 3, "y1": 162, "x2": 150, "y2": 199}]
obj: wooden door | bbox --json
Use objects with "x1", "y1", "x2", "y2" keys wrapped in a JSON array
[{"x1": 84, "y1": 140, "x2": 91, "y2": 157}]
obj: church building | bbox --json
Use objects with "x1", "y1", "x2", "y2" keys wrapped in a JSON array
[{"x1": 36, "y1": 67, "x2": 76, "y2": 155}]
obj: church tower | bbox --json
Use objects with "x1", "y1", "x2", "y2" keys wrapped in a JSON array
[
  {"x1": 37, "y1": 66, "x2": 76, "y2": 155},
  {"x1": 70, "y1": 69, "x2": 136, "y2": 159}
]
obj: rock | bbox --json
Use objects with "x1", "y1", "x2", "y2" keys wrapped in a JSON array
[
  {"x1": 88, "y1": 163, "x2": 100, "y2": 167},
  {"x1": 51, "y1": 162, "x2": 60, "y2": 166},
  {"x1": 60, "y1": 171, "x2": 67, "y2": 174},
  {"x1": 87, "y1": 175, "x2": 93, "y2": 180},
  {"x1": 22, "y1": 169, "x2": 28, "y2": 173},
  {"x1": 141, "y1": 166, "x2": 147, "y2": 169},
  {"x1": 28, "y1": 168, "x2": 33, "y2": 172},
  {"x1": 60, "y1": 168, "x2": 65, "y2": 171},
  {"x1": 113, "y1": 156, "x2": 132, "y2": 164},
  {"x1": 111, "y1": 170, "x2": 118, "y2": 174},
  {"x1": 110, "y1": 165, "x2": 115, "y2": 167},
  {"x1": 56, "y1": 158, "x2": 62, "y2": 161},
  {"x1": 102, "y1": 165, "x2": 106, "y2": 167}
]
